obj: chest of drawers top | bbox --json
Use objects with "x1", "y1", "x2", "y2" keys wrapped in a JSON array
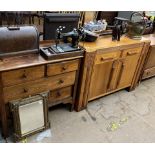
[{"x1": 0, "y1": 53, "x2": 83, "y2": 72}]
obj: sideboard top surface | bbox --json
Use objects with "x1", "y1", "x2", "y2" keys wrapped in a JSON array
[
  {"x1": 80, "y1": 35, "x2": 150, "y2": 52},
  {"x1": 0, "y1": 34, "x2": 152, "y2": 72}
]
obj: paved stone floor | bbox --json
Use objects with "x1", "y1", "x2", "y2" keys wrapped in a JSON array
[{"x1": 1, "y1": 77, "x2": 155, "y2": 143}]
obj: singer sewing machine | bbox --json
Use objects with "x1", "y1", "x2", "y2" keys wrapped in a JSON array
[{"x1": 40, "y1": 26, "x2": 84, "y2": 60}]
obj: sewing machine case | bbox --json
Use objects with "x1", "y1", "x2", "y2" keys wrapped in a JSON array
[{"x1": 0, "y1": 26, "x2": 39, "y2": 58}]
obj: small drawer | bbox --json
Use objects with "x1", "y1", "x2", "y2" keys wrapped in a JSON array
[
  {"x1": 95, "y1": 51, "x2": 121, "y2": 64},
  {"x1": 122, "y1": 47, "x2": 142, "y2": 57},
  {"x1": 1, "y1": 65, "x2": 45, "y2": 87},
  {"x1": 143, "y1": 67, "x2": 155, "y2": 79},
  {"x1": 49, "y1": 86, "x2": 72, "y2": 103},
  {"x1": 47, "y1": 71, "x2": 76, "y2": 91},
  {"x1": 47, "y1": 60, "x2": 79, "y2": 76}
]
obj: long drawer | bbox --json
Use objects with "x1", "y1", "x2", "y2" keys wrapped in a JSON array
[
  {"x1": 3, "y1": 71, "x2": 76, "y2": 103},
  {"x1": 1, "y1": 65, "x2": 45, "y2": 87},
  {"x1": 47, "y1": 59, "x2": 79, "y2": 76}
]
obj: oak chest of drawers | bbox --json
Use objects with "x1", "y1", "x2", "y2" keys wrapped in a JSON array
[{"x1": 0, "y1": 51, "x2": 83, "y2": 138}]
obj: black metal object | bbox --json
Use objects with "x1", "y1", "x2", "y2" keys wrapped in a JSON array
[
  {"x1": 98, "y1": 15, "x2": 129, "y2": 40},
  {"x1": 52, "y1": 27, "x2": 84, "y2": 53},
  {"x1": 114, "y1": 17, "x2": 129, "y2": 34},
  {"x1": 81, "y1": 29, "x2": 98, "y2": 42},
  {"x1": 43, "y1": 13, "x2": 80, "y2": 40},
  {"x1": 62, "y1": 29, "x2": 80, "y2": 48},
  {"x1": 41, "y1": 26, "x2": 85, "y2": 60},
  {"x1": 105, "y1": 17, "x2": 129, "y2": 41},
  {"x1": 112, "y1": 25, "x2": 121, "y2": 41}
]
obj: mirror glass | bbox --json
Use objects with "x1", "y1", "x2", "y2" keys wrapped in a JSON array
[{"x1": 19, "y1": 100, "x2": 44, "y2": 135}]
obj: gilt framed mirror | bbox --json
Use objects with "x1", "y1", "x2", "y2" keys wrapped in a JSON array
[{"x1": 10, "y1": 92, "x2": 50, "y2": 141}]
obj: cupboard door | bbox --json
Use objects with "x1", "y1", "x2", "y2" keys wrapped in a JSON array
[
  {"x1": 88, "y1": 59, "x2": 118, "y2": 100},
  {"x1": 116, "y1": 48, "x2": 141, "y2": 89}
]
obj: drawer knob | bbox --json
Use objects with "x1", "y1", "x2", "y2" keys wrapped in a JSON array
[
  {"x1": 62, "y1": 66, "x2": 67, "y2": 71},
  {"x1": 58, "y1": 79, "x2": 64, "y2": 84},
  {"x1": 101, "y1": 57, "x2": 104, "y2": 61},
  {"x1": 22, "y1": 73, "x2": 27, "y2": 79},
  {"x1": 57, "y1": 91, "x2": 61, "y2": 97},
  {"x1": 23, "y1": 88, "x2": 28, "y2": 93}
]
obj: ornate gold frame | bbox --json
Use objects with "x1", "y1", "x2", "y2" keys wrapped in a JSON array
[{"x1": 10, "y1": 92, "x2": 50, "y2": 142}]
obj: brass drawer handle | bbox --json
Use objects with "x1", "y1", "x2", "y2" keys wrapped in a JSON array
[
  {"x1": 58, "y1": 79, "x2": 64, "y2": 84},
  {"x1": 23, "y1": 88, "x2": 28, "y2": 93},
  {"x1": 100, "y1": 57, "x2": 114, "y2": 61},
  {"x1": 127, "y1": 51, "x2": 139, "y2": 56}
]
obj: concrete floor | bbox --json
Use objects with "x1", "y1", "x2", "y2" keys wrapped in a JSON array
[{"x1": 1, "y1": 77, "x2": 155, "y2": 143}]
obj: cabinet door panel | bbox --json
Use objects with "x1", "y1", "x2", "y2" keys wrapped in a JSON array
[
  {"x1": 88, "y1": 60, "x2": 116, "y2": 100},
  {"x1": 116, "y1": 52, "x2": 141, "y2": 89}
]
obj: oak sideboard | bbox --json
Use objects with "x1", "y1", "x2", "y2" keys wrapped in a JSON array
[{"x1": 75, "y1": 35, "x2": 150, "y2": 111}]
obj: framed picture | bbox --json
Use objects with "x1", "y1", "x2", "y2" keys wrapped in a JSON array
[{"x1": 10, "y1": 92, "x2": 50, "y2": 142}]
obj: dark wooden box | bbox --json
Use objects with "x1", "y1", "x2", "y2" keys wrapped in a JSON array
[{"x1": 0, "y1": 26, "x2": 39, "y2": 58}]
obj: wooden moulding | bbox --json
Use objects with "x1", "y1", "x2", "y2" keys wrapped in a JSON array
[
  {"x1": 75, "y1": 51, "x2": 96, "y2": 111},
  {"x1": 74, "y1": 52, "x2": 87, "y2": 111}
]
